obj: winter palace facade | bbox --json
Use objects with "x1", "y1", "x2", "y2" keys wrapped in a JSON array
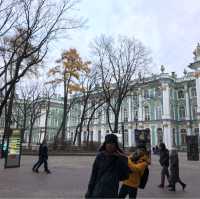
[{"x1": 66, "y1": 44, "x2": 200, "y2": 150}]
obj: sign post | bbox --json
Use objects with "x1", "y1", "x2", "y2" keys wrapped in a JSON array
[{"x1": 4, "y1": 129, "x2": 22, "y2": 168}]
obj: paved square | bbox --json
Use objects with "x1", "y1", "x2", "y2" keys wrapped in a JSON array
[{"x1": 0, "y1": 153, "x2": 199, "y2": 198}]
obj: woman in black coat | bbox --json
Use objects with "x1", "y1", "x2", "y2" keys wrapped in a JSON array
[
  {"x1": 168, "y1": 149, "x2": 186, "y2": 191},
  {"x1": 85, "y1": 134, "x2": 130, "y2": 198}
]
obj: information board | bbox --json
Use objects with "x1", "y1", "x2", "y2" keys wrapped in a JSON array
[
  {"x1": 186, "y1": 135, "x2": 199, "y2": 161},
  {"x1": 135, "y1": 129, "x2": 151, "y2": 161},
  {"x1": 5, "y1": 129, "x2": 22, "y2": 168}
]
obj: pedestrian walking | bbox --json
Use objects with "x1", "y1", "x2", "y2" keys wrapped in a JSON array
[
  {"x1": 168, "y1": 148, "x2": 186, "y2": 191},
  {"x1": 119, "y1": 145, "x2": 150, "y2": 199},
  {"x1": 85, "y1": 134, "x2": 130, "y2": 198},
  {"x1": 158, "y1": 143, "x2": 170, "y2": 188},
  {"x1": 32, "y1": 139, "x2": 51, "y2": 174}
]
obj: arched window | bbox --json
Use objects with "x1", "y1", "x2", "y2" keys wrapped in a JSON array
[
  {"x1": 144, "y1": 106, "x2": 150, "y2": 121},
  {"x1": 179, "y1": 106, "x2": 185, "y2": 119}
]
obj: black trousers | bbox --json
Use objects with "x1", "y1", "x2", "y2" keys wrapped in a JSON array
[
  {"x1": 33, "y1": 157, "x2": 49, "y2": 171},
  {"x1": 161, "y1": 166, "x2": 169, "y2": 186},
  {"x1": 170, "y1": 178, "x2": 185, "y2": 190},
  {"x1": 119, "y1": 184, "x2": 138, "y2": 199}
]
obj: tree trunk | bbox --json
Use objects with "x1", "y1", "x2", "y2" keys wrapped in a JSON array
[
  {"x1": 22, "y1": 111, "x2": 27, "y2": 143},
  {"x1": 44, "y1": 100, "x2": 50, "y2": 139},
  {"x1": 28, "y1": 124, "x2": 33, "y2": 149}
]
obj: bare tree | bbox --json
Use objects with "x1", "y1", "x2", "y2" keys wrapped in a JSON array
[
  {"x1": 13, "y1": 84, "x2": 43, "y2": 147},
  {"x1": 0, "y1": 0, "x2": 84, "y2": 121},
  {"x1": 91, "y1": 35, "x2": 151, "y2": 134},
  {"x1": 27, "y1": 86, "x2": 43, "y2": 148},
  {"x1": 42, "y1": 84, "x2": 56, "y2": 139},
  {"x1": 72, "y1": 71, "x2": 104, "y2": 146},
  {"x1": 13, "y1": 85, "x2": 34, "y2": 142}
]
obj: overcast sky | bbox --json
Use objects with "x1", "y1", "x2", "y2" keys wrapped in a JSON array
[{"x1": 48, "y1": 0, "x2": 200, "y2": 77}]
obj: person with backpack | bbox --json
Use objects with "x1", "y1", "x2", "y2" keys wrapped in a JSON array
[
  {"x1": 119, "y1": 145, "x2": 150, "y2": 199},
  {"x1": 158, "y1": 143, "x2": 170, "y2": 188},
  {"x1": 85, "y1": 134, "x2": 130, "y2": 198},
  {"x1": 168, "y1": 148, "x2": 186, "y2": 191}
]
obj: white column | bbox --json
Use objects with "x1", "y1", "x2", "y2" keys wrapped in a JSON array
[
  {"x1": 187, "y1": 123, "x2": 192, "y2": 135},
  {"x1": 128, "y1": 96, "x2": 132, "y2": 122},
  {"x1": 162, "y1": 83, "x2": 173, "y2": 149},
  {"x1": 163, "y1": 122, "x2": 173, "y2": 150},
  {"x1": 39, "y1": 108, "x2": 46, "y2": 128},
  {"x1": 128, "y1": 128, "x2": 132, "y2": 147},
  {"x1": 184, "y1": 84, "x2": 190, "y2": 120},
  {"x1": 138, "y1": 89, "x2": 143, "y2": 121},
  {"x1": 196, "y1": 77, "x2": 200, "y2": 137},
  {"x1": 162, "y1": 83, "x2": 171, "y2": 120}
]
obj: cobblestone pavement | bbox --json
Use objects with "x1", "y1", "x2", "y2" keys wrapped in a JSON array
[{"x1": 0, "y1": 153, "x2": 199, "y2": 198}]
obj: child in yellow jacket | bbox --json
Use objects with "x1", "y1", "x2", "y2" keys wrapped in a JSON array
[{"x1": 119, "y1": 148, "x2": 149, "y2": 199}]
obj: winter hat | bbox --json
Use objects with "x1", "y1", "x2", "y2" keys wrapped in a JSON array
[{"x1": 105, "y1": 134, "x2": 118, "y2": 144}]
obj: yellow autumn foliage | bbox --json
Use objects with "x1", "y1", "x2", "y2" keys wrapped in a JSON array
[{"x1": 48, "y1": 48, "x2": 91, "y2": 92}]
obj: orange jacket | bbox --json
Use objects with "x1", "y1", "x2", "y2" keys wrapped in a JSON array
[{"x1": 122, "y1": 155, "x2": 149, "y2": 188}]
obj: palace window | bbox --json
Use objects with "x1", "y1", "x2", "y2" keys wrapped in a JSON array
[
  {"x1": 192, "y1": 105, "x2": 197, "y2": 119},
  {"x1": 155, "y1": 87, "x2": 161, "y2": 97},
  {"x1": 179, "y1": 106, "x2": 186, "y2": 119},
  {"x1": 180, "y1": 129, "x2": 187, "y2": 145},
  {"x1": 134, "y1": 109, "x2": 138, "y2": 121},
  {"x1": 90, "y1": 131, "x2": 93, "y2": 142},
  {"x1": 144, "y1": 89, "x2": 150, "y2": 99},
  {"x1": 124, "y1": 130, "x2": 129, "y2": 146},
  {"x1": 144, "y1": 105, "x2": 150, "y2": 121},
  {"x1": 83, "y1": 131, "x2": 87, "y2": 142},
  {"x1": 123, "y1": 108, "x2": 128, "y2": 122},
  {"x1": 156, "y1": 106, "x2": 162, "y2": 120},
  {"x1": 98, "y1": 111, "x2": 102, "y2": 124},
  {"x1": 98, "y1": 131, "x2": 101, "y2": 143},
  {"x1": 191, "y1": 87, "x2": 197, "y2": 97},
  {"x1": 178, "y1": 90, "x2": 185, "y2": 99},
  {"x1": 194, "y1": 128, "x2": 199, "y2": 135}
]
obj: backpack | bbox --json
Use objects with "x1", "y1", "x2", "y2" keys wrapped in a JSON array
[{"x1": 139, "y1": 167, "x2": 149, "y2": 189}]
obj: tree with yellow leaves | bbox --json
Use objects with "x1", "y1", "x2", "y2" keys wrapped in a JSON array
[{"x1": 48, "y1": 48, "x2": 90, "y2": 148}]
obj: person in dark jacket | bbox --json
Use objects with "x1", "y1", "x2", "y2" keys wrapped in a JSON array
[
  {"x1": 158, "y1": 143, "x2": 170, "y2": 188},
  {"x1": 168, "y1": 148, "x2": 186, "y2": 191},
  {"x1": 32, "y1": 139, "x2": 51, "y2": 174},
  {"x1": 85, "y1": 134, "x2": 130, "y2": 198}
]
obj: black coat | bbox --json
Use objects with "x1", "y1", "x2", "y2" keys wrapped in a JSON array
[
  {"x1": 159, "y1": 149, "x2": 169, "y2": 167},
  {"x1": 85, "y1": 151, "x2": 130, "y2": 198},
  {"x1": 38, "y1": 144, "x2": 48, "y2": 159},
  {"x1": 169, "y1": 153, "x2": 179, "y2": 183}
]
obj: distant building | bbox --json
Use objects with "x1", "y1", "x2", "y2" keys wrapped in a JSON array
[{"x1": 67, "y1": 44, "x2": 200, "y2": 150}]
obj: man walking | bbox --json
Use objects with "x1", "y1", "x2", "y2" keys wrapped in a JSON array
[
  {"x1": 158, "y1": 143, "x2": 169, "y2": 188},
  {"x1": 32, "y1": 139, "x2": 51, "y2": 174}
]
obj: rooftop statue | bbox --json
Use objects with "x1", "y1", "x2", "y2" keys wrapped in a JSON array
[{"x1": 193, "y1": 43, "x2": 200, "y2": 62}]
